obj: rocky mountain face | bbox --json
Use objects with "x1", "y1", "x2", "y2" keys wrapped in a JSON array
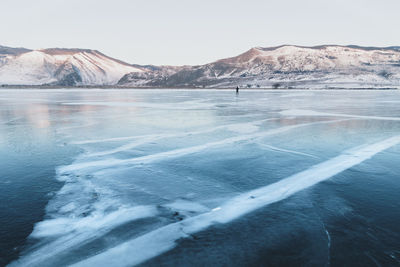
[
  {"x1": 0, "y1": 46, "x2": 143, "y2": 86},
  {"x1": 119, "y1": 45, "x2": 400, "y2": 89}
]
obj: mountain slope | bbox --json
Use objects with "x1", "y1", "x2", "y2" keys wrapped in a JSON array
[
  {"x1": 119, "y1": 45, "x2": 400, "y2": 88},
  {"x1": 0, "y1": 46, "x2": 143, "y2": 86}
]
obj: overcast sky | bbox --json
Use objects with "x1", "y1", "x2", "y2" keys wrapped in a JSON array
[{"x1": 1, "y1": 0, "x2": 399, "y2": 65}]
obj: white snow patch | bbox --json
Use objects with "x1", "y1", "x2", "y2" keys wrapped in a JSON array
[
  {"x1": 164, "y1": 200, "x2": 209, "y2": 214},
  {"x1": 9, "y1": 205, "x2": 157, "y2": 267}
]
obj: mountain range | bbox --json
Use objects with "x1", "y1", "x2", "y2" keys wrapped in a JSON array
[{"x1": 1, "y1": 44, "x2": 400, "y2": 89}]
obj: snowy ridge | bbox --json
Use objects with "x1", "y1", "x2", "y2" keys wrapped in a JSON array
[
  {"x1": 0, "y1": 46, "x2": 143, "y2": 86},
  {"x1": 118, "y1": 45, "x2": 400, "y2": 88}
]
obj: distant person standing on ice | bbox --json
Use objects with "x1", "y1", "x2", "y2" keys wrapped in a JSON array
[{"x1": 236, "y1": 86, "x2": 239, "y2": 94}]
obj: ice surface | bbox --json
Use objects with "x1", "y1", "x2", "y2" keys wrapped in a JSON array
[{"x1": 4, "y1": 89, "x2": 400, "y2": 267}]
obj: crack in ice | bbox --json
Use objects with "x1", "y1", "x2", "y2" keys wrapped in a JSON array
[
  {"x1": 60, "y1": 119, "x2": 346, "y2": 173},
  {"x1": 68, "y1": 135, "x2": 400, "y2": 267},
  {"x1": 256, "y1": 142, "x2": 319, "y2": 159},
  {"x1": 280, "y1": 109, "x2": 400, "y2": 121},
  {"x1": 79, "y1": 118, "x2": 277, "y2": 157}
]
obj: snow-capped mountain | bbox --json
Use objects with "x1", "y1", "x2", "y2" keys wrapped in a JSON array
[
  {"x1": 2, "y1": 44, "x2": 400, "y2": 88},
  {"x1": 0, "y1": 46, "x2": 143, "y2": 86},
  {"x1": 119, "y1": 45, "x2": 400, "y2": 89}
]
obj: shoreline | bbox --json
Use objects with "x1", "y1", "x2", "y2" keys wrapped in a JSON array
[{"x1": 0, "y1": 85, "x2": 399, "y2": 90}]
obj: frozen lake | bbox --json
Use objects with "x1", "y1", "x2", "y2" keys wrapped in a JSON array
[{"x1": 1, "y1": 89, "x2": 400, "y2": 266}]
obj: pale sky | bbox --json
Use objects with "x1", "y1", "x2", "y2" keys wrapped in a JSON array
[{"x1": 1, "y1": 0, "x2": 399, "y2": 66}]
